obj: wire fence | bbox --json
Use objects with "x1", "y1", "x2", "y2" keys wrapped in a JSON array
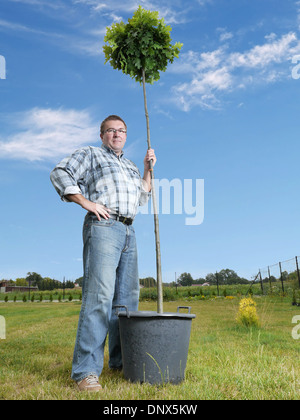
[{"x1": 251, "y1": 256, "x2": 300, "y2": 302}]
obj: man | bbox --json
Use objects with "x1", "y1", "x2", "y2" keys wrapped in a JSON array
[{"x1": 50, "y1": 115, "x2": 156, "y2": 391}]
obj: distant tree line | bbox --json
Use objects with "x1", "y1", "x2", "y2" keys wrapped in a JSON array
[
  {"x1": 4, "y1": 268, "x2": 295, "y2": 292},
  {"x1": 172, "y1": 269, "x2": 250, "y2": 287},
  {"x1": 141, "y1": 269, "x2": 252, "y2": 288},
  {"x1": 1, "y1": 272, "x2": 79, "y2": 291},
  {"x1": 140, "y1": 277, "x2": 157, "y2": 287}
]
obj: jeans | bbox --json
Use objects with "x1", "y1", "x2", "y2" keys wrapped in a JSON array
[{"x1": 71, "y1": 214, "x2": 140, "y2": 382}]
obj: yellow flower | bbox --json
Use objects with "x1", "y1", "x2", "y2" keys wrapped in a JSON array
[{"x1": 236, "y1": 297, "x2": 260, "y2": 327}]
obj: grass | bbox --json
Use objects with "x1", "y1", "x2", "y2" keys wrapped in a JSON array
[{"x1": 0, "y1": 297, "x2": 299, "y2": 400}]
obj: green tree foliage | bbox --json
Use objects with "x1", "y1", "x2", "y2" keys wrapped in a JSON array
[
  {"x1": 103, "y1": 6, "x2": 183, "y2": 84},
  {"x1": 175, "y1": 269, "x2": 250, "y2": 286},
  {"x1": 140, "y1": 277, "x2": 157, "y2": 287},
  {"x1": 177, "y1": 272, "x2": 194, "y2": 287},
  {"x1": 201, "y1": 270, "x2": 249, "y2": 285},
  {"x1": 26, "y1": 272, "x2": 43, "y2": 288},
  {"x1": 15, "y1": 278, "x2": 27, "y2": 286},
  {"x1": 217, "y1": 269, "x2": 245, "y2": 285},
  {"x1": 75, "y1": 276, "x2": 83, "y2": 287},
  {"x1": 24, "y1": 272, "x2": 74, "y2": 291}
]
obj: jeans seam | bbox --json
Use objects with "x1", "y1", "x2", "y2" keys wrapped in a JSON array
[
  {"x1": 121, "y1": 226, "x2": 130, "y2": 253},
  {"x1": 74, "y1": 233, "x2": 91, "y2": 367}
]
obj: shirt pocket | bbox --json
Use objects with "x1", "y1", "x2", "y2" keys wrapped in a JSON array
[
  {"x1": 127, "y1": 167, "x2": 141, "y2": 186},
  {"x1": 94, "y1": 162, "x2": 119, "y2": 189}
]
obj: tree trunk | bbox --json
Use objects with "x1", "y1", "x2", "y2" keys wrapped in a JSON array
[{"x1": 142, "y1": 68, "x2": 163, "y2": 314}]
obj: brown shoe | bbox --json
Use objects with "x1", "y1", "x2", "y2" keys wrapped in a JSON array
[{"x1": 77, "y1": 375, "x2": 102, "y2": 392}]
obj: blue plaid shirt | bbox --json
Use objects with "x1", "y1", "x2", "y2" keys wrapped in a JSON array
[{"x1": 50, "y1": 144, "x2": 150, "y2": 219}]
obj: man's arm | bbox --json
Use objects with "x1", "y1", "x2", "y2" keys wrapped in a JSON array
[
  {"x1": 50, "y1": 147, "x2": 91, "y2": 202},
  {"x1": 142, "y1": 149, "x2": 157, "y2": 192},
  {"x1": 65, "y1": 194, "x2": 110, "y2": 221}
]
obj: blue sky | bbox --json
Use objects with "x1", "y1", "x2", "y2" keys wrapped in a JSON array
[{"x1": 1, "y1": 0, "x2": 300, "y2": 283}]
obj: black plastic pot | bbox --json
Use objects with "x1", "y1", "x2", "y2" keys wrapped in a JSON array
[{"x1": 117, "y1": 306, "x2": 195, "y2": 385}]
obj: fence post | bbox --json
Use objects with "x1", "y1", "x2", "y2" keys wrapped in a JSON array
[
  {"x1": 28, "y1": 276, "x2": 31, "y2": 301},
  {"x1": 216, "y1": 272, "x2": 220, "y2": 296},
  {"x1": 268, "y1": 266, "x2": 272, "y2": 293},
  {"x1": 295, "y1": 257, "x2": 300, "y2": 289},
  {"x1": 279, "y1": 262, "x2": 285, "y2": 293},
  {"x1": 246, "y1": 273, "x2": 259, "y2": 295},
  {"x1": 63, "y1": 277, "x2": 65, "y2": 300},
  {"x1": 259, "y1": 270, "x2": 264, "y2": 295}
]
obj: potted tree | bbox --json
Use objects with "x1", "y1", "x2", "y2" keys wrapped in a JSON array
[{"x1": 103, "y1": 6, "x2": 195, "y2": 385}]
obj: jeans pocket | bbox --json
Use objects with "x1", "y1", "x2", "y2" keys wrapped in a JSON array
[
  {"x1": 85, "y1": 213, "x2": 116, "y2": 227},
  {"x1": 91, "y1": 218, "x2": 116, "y2": 227}
]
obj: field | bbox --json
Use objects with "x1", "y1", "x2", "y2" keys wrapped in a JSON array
[{"x1": 0, "y1": 296, "x2": 299, "y2": 400}]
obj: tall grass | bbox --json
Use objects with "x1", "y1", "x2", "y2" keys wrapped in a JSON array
[{"x1": 0, "y1": 298, "x2": 299, "y2": 400}]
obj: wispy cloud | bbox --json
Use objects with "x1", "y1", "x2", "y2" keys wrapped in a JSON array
[
  {"x1": 217, "y1": 28, "x2": 233, "y2": 43},
  {"x1": 171, "y1": 32, "x2": 300, "y2": 111},
  {"x1": 0, "y1": 1, "x2": 187, "y2": 58},
  {"x1": 0, "y1": 18, "x2": 62, "y2": 37},
  {"x1": 0, "y1": 16, "x2": 105, "y2": 57},
  {"x1": 8, "y1": 0, "x2": 65, "y2": 8},
  {"x1": 197, "y1": 0, "x2": 213, "y2": 5},
  {"x1": 139, "y1": 0, "x2": 189, "y2": 24},
  {"x1": 73, "y1": 0, "x2": 189, "y2": 24},
  {"x1": 0, "y1": 108, "x2": 99, "y2": 161}
]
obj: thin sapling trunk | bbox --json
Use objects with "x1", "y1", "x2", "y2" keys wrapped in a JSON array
[{"x1": 142, "y1": 68, "x2": 163, "y2": 314}]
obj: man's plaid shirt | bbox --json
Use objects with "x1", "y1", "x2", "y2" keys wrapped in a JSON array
[{"x1": 50, "y1": 144, "x2": 150, "y2": 219}]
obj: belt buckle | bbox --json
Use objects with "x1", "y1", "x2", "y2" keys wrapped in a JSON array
[{"x1": 122, "y1": 217, "x2": 127, "y2": 225}]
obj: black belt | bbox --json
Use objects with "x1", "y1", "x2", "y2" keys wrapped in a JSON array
[
  {"x1": 110, "y1": 214, "x2": 133, "y2": 226},
  {"x1": 88, "y1": 212, "x2": 133, "y2": 226}
]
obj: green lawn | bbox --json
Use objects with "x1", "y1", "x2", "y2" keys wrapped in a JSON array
[{"x1": 0, "y1": 297, "x2": 299, "y2": 400}]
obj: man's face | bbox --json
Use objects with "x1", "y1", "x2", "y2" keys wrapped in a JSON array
[{"x1": 100, "y1": 120, "x2": 127, "y2": 156}]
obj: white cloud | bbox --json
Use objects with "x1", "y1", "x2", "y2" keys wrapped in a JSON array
[
  {"x1": 217, "y1": 28, "x2": 233, "y2": 43},
  {"x1": 8, "y1": 0, "x2": 64, "y2": 8},
  {"x1": 74, "y1": 0, "x2": 188, "y2": 24},
  {"x1": 197, "y1": 0, "x2": 213, "y2": 5},
  {"x1": 0, "y1": 18, "x2": 62, "y2": 37},
  {"x1": 229, "y1": 32, "x2": 297, "y2": 68},
  {"x1": 171, "y1": 32, "x2": 300, "y2": 111},
  {"x1": 0, "y1": 108, "x2": 99, "y2": 161},
  {"x1": 219, "y1": 32, "x2": 233, "y2": 42},
  {"x1": 0, "y1": 0, "x2": 187, "y2": 59},
  {"x1": 172, "y1": 48, "x2": 225, "y2": 74}
]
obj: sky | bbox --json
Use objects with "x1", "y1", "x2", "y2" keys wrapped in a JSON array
[{"x1": 1, "y1": 0, "x2": 300, "y2": 284}]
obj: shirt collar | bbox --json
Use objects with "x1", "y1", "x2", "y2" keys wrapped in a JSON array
[{"x1": 101, "y1": 143, "x2": 124, "y2": 158}]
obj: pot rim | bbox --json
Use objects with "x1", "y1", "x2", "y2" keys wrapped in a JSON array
[{"x1": 117, "y1": 309, "x2": 196, "y2": 319}]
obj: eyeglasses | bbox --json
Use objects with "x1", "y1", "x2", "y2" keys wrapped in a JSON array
[{"x1": 104, "y1": 128, "x2": 127, "y2": 134}]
